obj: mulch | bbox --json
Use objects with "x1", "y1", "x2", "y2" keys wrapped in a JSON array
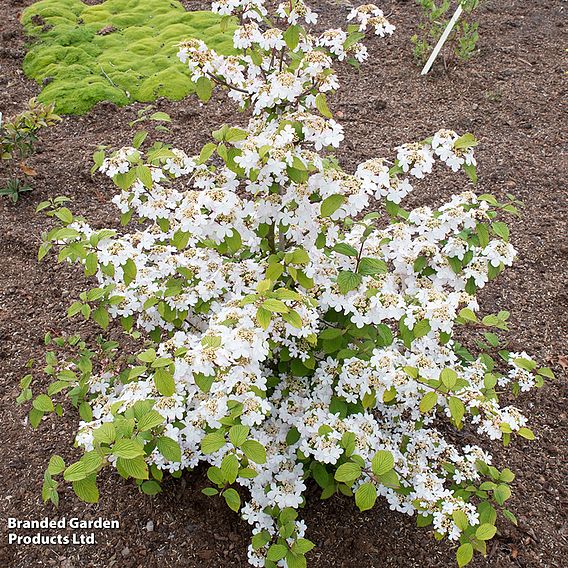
[{"x1": 0, "y1": 0, "x2": 567, "y2": 567}]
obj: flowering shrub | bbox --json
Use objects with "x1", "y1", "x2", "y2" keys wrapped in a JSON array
[{"x1": 21, "y1": 2, "x2": 553, "y2": 567}]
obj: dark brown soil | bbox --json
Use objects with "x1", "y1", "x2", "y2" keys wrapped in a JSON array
[{"x1": 1, "y1": 1, "x2": 567, "y2": 567}]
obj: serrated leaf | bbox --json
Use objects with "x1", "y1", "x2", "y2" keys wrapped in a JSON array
[
  {"x1": 320, "y1": 194, "x2": 345, "y2": 217},
  {"x1": 223, "y1": 488, "x2": 241, "y2": 512},
  {"x1": 72, "y1": 476, "x2": 99, "y2": 503},
  {"x1": 113, "y1": 438, "x2": 144, "y2": 459},
  {"x1": 334, "y1": 462, "x2": 361, "y2": 483},
  {"x1": 337, "y1": 271, "x2": 362, "y2": 294},
  {"x1": 202, "y1": 431, "x2": 226, "y2": 454},
  {"x1": 457, "y1": 543, "x2": 473, "y2": 567},
  {"x1": 117, "y1": 456, "x2": 148, "y2": 480},
  {"x1": 33, "y1": 394, "x2": 54, "y2": 412},
  {"x1": 153, "y1": 368, "x2": 175, "y2": 397},
  {"x1": 419, "y1": 391, "x2": 438, "y2": 413},
  {"x1": 229, "y1": 425, "x2": 250, "y2": 447},
  {"x1": 315, "y1": 93, "x2": 332, "y2": 118},
  {"x1": 475, "y1": 523, "x2": 497, "y2": 540},
  {"x1": 358, "y1": 257, "x2": 388, "y2": 276},
  {"x1": 47, "y1": 455, "x2": 65, "y2": 475},
  {"x1": 355, "y1": 482, "x2": 377, "y2": 511},
  {"x1": 93, "y1": 422, "x2": 116, "y2": 445},
  {"x1": 242, "y1": 440, "x2": 266, "y2": 464},
  {"x1": 63, "y1": 461, "x2": 88, "y2": 482},
  {"x1": 157, "y1": 437, "x2": 182, "y2": 462},
  {"x1": 196, "y1": 76, "x2": 213, "y2": 102},
  {"x1": 141, "y1": 480, "x2": 162, "y2": 495},
  {"x1": 371, "y1": 450, "x2": 394, "y2": 476},
  {"x1": 137, "y1": 410, "x2": 165, "y2": 432}
]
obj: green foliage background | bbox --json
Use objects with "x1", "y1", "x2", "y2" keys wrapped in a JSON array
[{"x1": 21, "y1": 0, "x2": 235, "y2": 114}]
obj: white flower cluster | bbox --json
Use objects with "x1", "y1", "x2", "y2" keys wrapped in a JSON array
[
  {"x1": 177, "y1": 2, "x2": 392, "y2": 115},
  {"x1": 38, "y1": 2, "x2": 547, "y2": 567}
]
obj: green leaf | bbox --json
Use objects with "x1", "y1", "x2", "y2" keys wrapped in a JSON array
[
  {"x1": 292, "y1": 539, "x2": 315, "y2": 555},
  {"x1": 202, "y1": 431, "x2": 226, "y2": 454},
  {"x1": 440, "y1": 368, "x2": 458, "y2": 389},
  {"x1": 221, "y1": 454, "x2": 240, "y2": 484},
  {"x1": 137, "y1": 410, "x2": 165, "y2": 432},
  {"x1": 93, "y1": 422, "x2": 116, "y2": 445},
  {"x1": 267, "y1": 543, "x2": 288, "y2": 562},
  {"x1": 92, "y1": 306, "x2": 109, "y2": 329},
  {"x1": 492, "y1": 221, "x2": 510, "y2": 242},
  {"x1": 454, "y1": 133, "x2": 478, "y2": 150},
  {"x1": 141, "y1": 480, "x2": 162, "y2": 495},
  {"x1": 334, "y1": 243, "x2": 358, "y2": 257},
  {"x1": 283, "y1": 24, "x2": 301, "y2": 51},
  {"x1": 72, "y1": 476, "x2": 99, "y2": 503},
  {"x1": 493, "y1": 483, "x2": 511, "y2": 505},
  {"x1": 457, "y1": 542, "x2": 474, "y2": 567},
  {"x1": 337, "y1": 271, "x2": 362, "y2": 294},
  {"x1": 448, "y1": 396, "x2": 465, "y2": 424},
  {"x1": 464, "y1": 163, "x2": 477, "y2": 184},
  {"x1": 256, "y1": 307, "x2": 272, "y2": 330},
  {"x1": 229, "y1": 425, "x2": 250, "y2": 448},
  {"x1": 334, "y1": 462, "x2": 361, "y2": 483},
  {"x1": 358, "y1": 258, "x2": 388, "y2": 276},
  {"x1": 518, "y1": 427, "x2": 535, "y2": 440},
  {"x1": 47, "y1": 455, "x2": 65, "y2": 476},
  {"x1": 459, "y1": 308, "x2": 478, "y2": 323},
  {"x1": 371, "y1": 450, "x2": 394, "y2": 476},
  {"x1": 419, "y1": 391, "x2": 438, "y2": 413},
  {"x1": 223, "y1": 488, "x2": 241, "y2": 512},
  {"x1": 113, "y1": 438, "x2": 144, "y2": 459},
  {"x1": 355, "y1": 482, "x2": 377, "y2": 511},
  {"x1": 502, "y1": 509, "x2": 518, "y2": 526},
  {"x1": 263, "y1": 298, "x2": 289, "y2": 313},
  {"x1": 282, "y1": 310, "x2": 303, "y2": 329},
  {"x1": 63, "y1": 461, "x2": 88, "y2": 482},
  {"x1": 123, "y1": 259, "x2": 137, "y2": 285},
  {"x1": 150, "y1": 112, "x2": 171, "y2": 122},
  {"x1": 475, "y1": 523, "x2": 497, "y2": 540},
  {"x1": 412, "y1": 319, "x2": 431, "y2": 339},
  {"x1": 153, "y1": 368, "x2": 175, "y2": 397},
  {"x1": 136, "y1": 165, "x2": 153, "y2": 189},
  {"x1": 315, "y1": 93, "x2": 332, "y2": 118},
  {"x1": 286, "y1": 551, "x2": 307, "y2": 568},
  {"x1": 452, "y1": 510, "x2": 469, "y2": 531},
  {"x1": 413, "y1": 256, "x2": 428, "y2": 273},
  {"x1": 537, "y1": 367, "x2": 554, "y2": 379},
  {"x1": 252, "y1": 530, "x2": 271, "y2": 550},
  {"x1": 320, "y1": 194, "x2": 345, "y2": 217},
  {"x1": 196, "y1": 76, "x2": 213, "y2": 102},
  {"x1": 117, "y1": 456, "x2": 148, "y2": 480},
  {"x1": 33, "y1": 394, "x2": 54, "y2": 412},
  {"x1": 157, "y1": 437, "x2": 182, "y2": 462},
  {"x1": 242, "y1": 440, "x2": 267, "y2": 464},
  {"x1": 132, "y1": 130, "x2": 148, "y2": 149}
]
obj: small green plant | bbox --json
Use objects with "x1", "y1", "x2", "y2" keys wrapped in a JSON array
[
  {"x1": 0, "y1": 98, "x2": 61, "y2": 204},
  {"x1": 0, "y1": 179, "x2": 33, "y2": 204},
  {"x1": 1, "y1": 98, "x2": 61, "y2": 161},
  {"x1": 412, "y1": 0, "x2": 482, "y2": 67}
]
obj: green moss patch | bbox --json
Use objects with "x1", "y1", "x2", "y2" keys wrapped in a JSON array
[{"x1": 21, "y1": 0, "x2": 235, "y2": 114}]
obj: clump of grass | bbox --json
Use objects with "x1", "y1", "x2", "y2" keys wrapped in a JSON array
[{"x1": 21, "y1": 0, "x2": 235, "y2": 115}]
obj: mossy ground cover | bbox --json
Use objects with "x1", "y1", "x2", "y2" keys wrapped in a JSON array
[{"x1": 21, "y1": 0, "x2": 235, "y2": 114}]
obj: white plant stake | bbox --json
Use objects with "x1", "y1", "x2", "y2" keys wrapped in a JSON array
[{"x1": 421, "y1": 4, "x2": 464, "y2": 75}]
